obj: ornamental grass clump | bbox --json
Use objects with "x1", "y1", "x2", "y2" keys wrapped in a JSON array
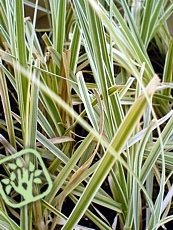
[{"x1": 0, "y1": 0, "x2": 173, "y2": 230}]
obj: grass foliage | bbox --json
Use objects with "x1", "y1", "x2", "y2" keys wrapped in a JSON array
[{"x1": 1, "y1": 0, "x2": 173, "y2": 229}]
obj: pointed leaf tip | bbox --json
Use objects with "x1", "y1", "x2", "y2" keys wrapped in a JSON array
[{"x1": 146, "y1": 75, "x2": 160, "y2": 96}]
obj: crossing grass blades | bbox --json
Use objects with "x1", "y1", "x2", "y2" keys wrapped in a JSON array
[{"x1": 1, "y1": 0, "x2": 173, "y2": 229}]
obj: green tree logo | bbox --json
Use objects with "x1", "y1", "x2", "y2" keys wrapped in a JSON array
[
  {"x1": 1, "y1": 159, "x2": 42, "y2": 201},
  {"x1": 0, "y1": 149, "x2": 52, "y2": 208}
]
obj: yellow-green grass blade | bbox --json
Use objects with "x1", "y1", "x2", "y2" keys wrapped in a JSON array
[
  {"x1": 77, "y1": 72, "x2": 99, "y2": 131},
  {"x1": 69, "y1": 24, "x2": 81, "y2": 73},
  {"x1": 62, "y1": 76, "x2": 160, "y2": 229},
  {"x1": 162, "y1": 39, "x2": 173, "y2": 96},
  {"x1": 0, "y1": 59, "x2": 16, "y2": 148},
  {"x1": 44, "y1": 132, "x2": 95, "y2": 203},
  {"x1": 0, "y1": 210, "x2": 21, "y2": 230},
  {"x1": 49, "y1": 0, "x2": 66, "y2": 57}
]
